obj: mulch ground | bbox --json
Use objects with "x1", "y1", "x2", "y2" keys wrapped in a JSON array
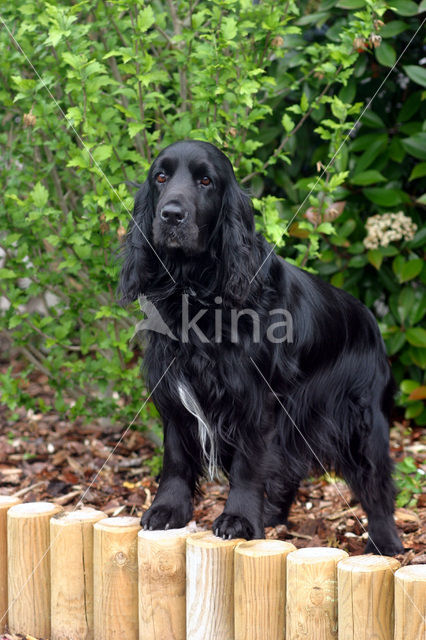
[{"x1": 0, "y1": 360, "x2": 425, "y2": 640}]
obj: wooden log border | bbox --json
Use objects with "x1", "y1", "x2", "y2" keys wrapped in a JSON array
[{"x1": 0, "y1": 498, "x2": 424, "y2": 640}]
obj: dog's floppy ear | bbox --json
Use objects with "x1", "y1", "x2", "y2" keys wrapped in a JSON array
[
  {"x1": 118, "y1": 180, "x2": 156, "y2": 305},
  {"x1": 218, "y1": 181, "x2": 256, "y2": 308}
]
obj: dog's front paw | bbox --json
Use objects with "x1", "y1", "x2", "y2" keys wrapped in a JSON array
[
  {"x1": 212, "y1": 513, "x2": 263, "y2": 540},
  {"x1": 141, "y1": 501, "x2": 192, "y2": 531}
]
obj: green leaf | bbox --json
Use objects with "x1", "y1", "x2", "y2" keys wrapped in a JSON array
[
  {"x1": 46, "y1": 27, "x2": 66, "y2": 47},
  {"x1": 32, "y1": 182, "x2": 48, "y2": 207},
  {"x1": 330, "y1": 97, "x2": 347, "y2": 121},
  {"x1": 296, "y1": 11, "x2": 329, "y2": 26},
  {"x1": 281, "y1": 113, "x2": 294, "y2": 133},
  {"x1": 353, "y1": 136, "x2": 387, "y2": 173},
  {"x1": 380, "y1": 246, "x2": 398, "y2": 256},
  {"x1": 400, "y1": 379, "x2": 420, "y2": 395},
  {"x1": 173, "y1": 114, "x2": 192, "y2": 138},
  {"x1": 8, "y1": 315, "x2": 22, "y2": 329},
  {"x1": 390, "y1": 0, "x2": 420, "y2": 15},
  {"x1": 137, "y1": 6, "x2": 155, "y2": 33},
  {"x1": 389, "y1": 137, "x2": 405, "y2": 163},
  {"x1": 62, "y1": 52, "x2": 82, "y2": 69},
  {"x1": 398, "y1": 287, "x2": 415, "y2": 323},
  {"x1": 192, "y1": 10, "x2": 209, "y2": 30},
  {"x1": 128, "y1": 122, "x2": 144, "y2": 138},
  {"x1": 400, "y1": 259, "x2": 423, "y2": 283},
  {"x1": 317, "y1": 222, "x2": 335, "y2": 234},
  {"x1": 409, "y1": 162, "x2": 426, "y2": 181},
  {"x1": 337, "y1": 0, "x2": 366, "y2": 7},
  {"x1": 406, "y1": 328, "x2": 426, "y2": 348},
  {"x1": 339, "y1": 219, "x2": 356, "y2": 237},
  {"x1": 379, "y1": 20, "x2": 409, "y2": 38},
  {"x1": 361, "y1": 110, "x2": 385, "y2": 129},
  {"x1": 331, "y1": 272, "x2": 344, "y2": 288},
  {"x1": 403, "y1": 65, "x2": 426, "y2": 88},
  {"x1": 221, "y1": 16, "x2": 237, "y2": 40},
  {"x1": 396, "y1": 456, "x2": 417, "y2": 475},
  {"x1": 351, "y1": 170, "x2": 386, "y2": 186},
  {"x1": 405, "y1": 401, "x2": 424, "y2": 419},
  {"x1": 0, "y1": 268, "x2": 16, "y2": 279},
  {"x1": 408, "y1": 291, "x2": 426, "y2": 326},
  {"x1": 367, "y1": 249, "x2": 383, "y2": 270},
  {"x1": 348, "y1": 242, "x2": 365, "y2": 254},
  {"x1": 402, "y1": 133, "x2": 426, "y2": 159},
  {"x1": 393, "y1": 255, "x2": 406, "y2": 278},
  {"x1": 407, "y1": 227, "x2": 426, "y2": 249},
  {"x1": 399, "y1": 91, "x2": 422, "y2": 121},
  {"x1": 66, "y1": 106, "x2": 83, "y2": 126},
  {"x1": 409, "y1": 347, "x2": 426, "y2": 369},
  {"x1": 363, "y1": 188, "x2": 403, "y2": 206},
  {"x1": 417, "y1": 194, "x2": 426, "y2": 205},
  {"x1": 350, "y1": 132, "x2": 386, "y2": 152},
  {"x1": 375, "y1": 42, "x2": 396, "y2": 68},
  {"x1": 92, "y1": 144, "x2": 112, "y2": 163},
  {"x1": 348, "y1": 255, "x2": 368, "y2": 268},
  {"x1": 300, "y1": 93, "x2": 308, "y2": 113},
  {"x1": 74, "y1": 244, "x2": 91, "y2": 260},
  {"x1": 387, "y1": 331, "x2": 406, "y2": 355}
]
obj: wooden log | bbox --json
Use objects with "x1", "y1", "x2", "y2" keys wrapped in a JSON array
[
  {"x1": 338, "y1": 554, "x2": 400, "y2": 640},
  {"x1": 7, "y1": 501, "x2": 63, "y2": 638},
  {"x1": 93, "y1": 516, "x2": 140, "y2": 640},
  {"x1": 234, "y1": 539, "x2": 296, "y2": 640},
  {"x1": 0, "y1": 496, "x2": 21, "y2": 633},
  {"x1": 186, "y1": 531, "x2": 244, "y2": 640},
  {"x1": 286, "y1": 546, "x2": 348, "y2": 640},
  {"x1": 138, "y1": 525, "x2": 196, "y2": 640},
  {"x1": 394, "y1": 564, "x2": 426, "y2": 640},
  {"x1": 50, "y1": 508, "x2": 108, "y2": 640}
]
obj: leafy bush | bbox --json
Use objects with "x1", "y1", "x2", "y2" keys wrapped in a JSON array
[
  {"x1": 394, "y1": 456, "x2": 424, "y2": 507},
  {"x1": 0, "y1": 0, "x2": 424, "y2": 436}
]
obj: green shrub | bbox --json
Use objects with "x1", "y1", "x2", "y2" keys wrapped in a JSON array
[
  {"x1": 0, "y1": 0, "x2": 424, "y2": 436},
  {"x1": 394, "y1": 456, "x2": 424, "y2": 508}
]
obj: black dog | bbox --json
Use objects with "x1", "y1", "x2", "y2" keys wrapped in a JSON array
[{"x1": 119, "y1": 140, "x2": 403, "y2": 555}]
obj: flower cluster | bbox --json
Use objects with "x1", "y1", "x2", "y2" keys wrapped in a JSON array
[{"x1": 364, "y1": 212, "x2": 417, "y2": 249}]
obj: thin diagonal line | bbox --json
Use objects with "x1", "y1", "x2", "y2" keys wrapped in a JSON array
[
  {"x1": 76, "y1": 357, "x2": 175, "y2": 506},
  {"x1": 249, "y1": 16, "x2": 426, "y2": 285},
  {"x1": 1, "y1": 358, "x2": 175, "y2": 627},
  {"x1": 250, "y1": 357, "x2": 425, "y2": 623},
  {"x1": 0, "y1": 15, "x2": 176, "y2": 285}
]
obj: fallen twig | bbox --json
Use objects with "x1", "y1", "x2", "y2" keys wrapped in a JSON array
[{"x1": 13, "y1": 481, "x2": 46, "y2": 498}]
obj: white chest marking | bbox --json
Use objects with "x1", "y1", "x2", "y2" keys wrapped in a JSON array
[{"x1": 177, "y1": 382, "x2": 219, "y2": 481}]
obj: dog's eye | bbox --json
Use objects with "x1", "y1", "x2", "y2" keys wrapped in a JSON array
[
  {"x1": 156, "y1": 172, "x2": 167, "y2": 183},
  {"x1": 200, "y1": 176, "x2": 211, "y2": 186}
]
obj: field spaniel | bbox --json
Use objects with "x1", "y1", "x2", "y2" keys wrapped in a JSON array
[{"x1": 119, "y1": 140, "x2": 403, "y2": 555}]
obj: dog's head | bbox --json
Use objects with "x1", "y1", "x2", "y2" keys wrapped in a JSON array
[
  {"x1": 151, "y1": 140, "x2": 228, "y2": 255},
  {"x1": 119, "y1": 140, "x2": 257, "y2": 306}
]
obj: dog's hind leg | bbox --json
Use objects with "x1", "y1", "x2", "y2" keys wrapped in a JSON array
[
  {"x1": 340, "y1": 407, "x2": 403, "y2": 556},
  {"x1": 263, "y1": 426, "x2": 308, "y2": 527},
  {"x1": 263, "y1": 483, "x2": 299, "y2": 527}
]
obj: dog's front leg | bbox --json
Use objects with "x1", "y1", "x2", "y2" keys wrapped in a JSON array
[
  {"x1": 141, "y1": 420, "x2": 200, "y2": 531},
  {"x1": 213, "y1": 448, "x2": 265, "y2": 540}
]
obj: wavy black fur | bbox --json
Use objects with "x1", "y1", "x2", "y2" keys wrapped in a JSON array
[{"x1": 119, "y1": 140, "x2": 403, "y2": 554}]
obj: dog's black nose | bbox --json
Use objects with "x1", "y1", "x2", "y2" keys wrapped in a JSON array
[{"x1": 160, "y1": 204, "x2": 188, "y2": 225}]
